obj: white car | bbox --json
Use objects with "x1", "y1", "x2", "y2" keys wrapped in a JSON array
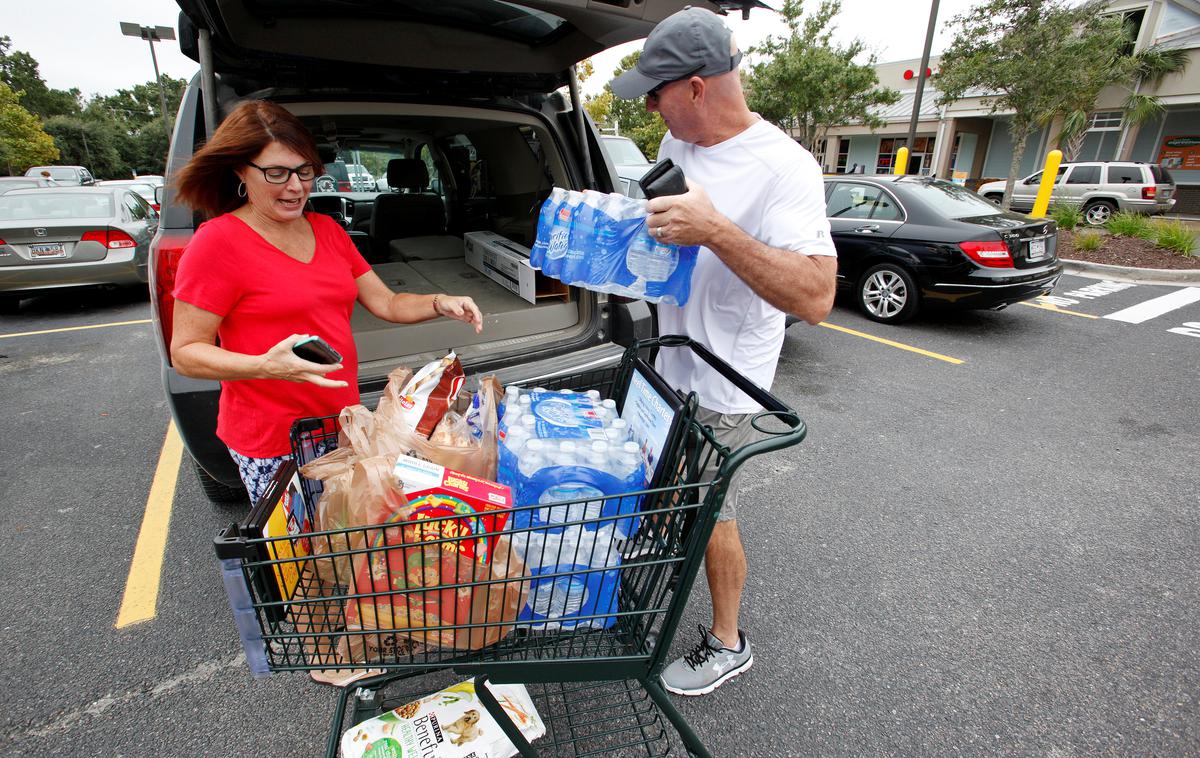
[
  {"x1": 600, "y1": 136, "x2": 653, "y2": 199},
  {"x1": 347, "y1": 163, "x2": 375, "y2": 192}
]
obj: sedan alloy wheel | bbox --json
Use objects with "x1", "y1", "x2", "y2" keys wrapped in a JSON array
[{"x1": 858, "y1": 263, "x2": 919, "y2": 324}]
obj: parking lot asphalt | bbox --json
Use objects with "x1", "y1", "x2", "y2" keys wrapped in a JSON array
[{"x1": 1, "y1": 273, "x2": 1197, "y2": 756}]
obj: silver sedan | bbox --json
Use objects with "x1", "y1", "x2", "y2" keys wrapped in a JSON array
[{"x1": 0, "y1": 186, "x2": 157, "y2": 312}]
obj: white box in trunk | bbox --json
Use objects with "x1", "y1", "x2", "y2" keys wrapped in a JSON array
[{"x1": 464, "y1": 231, "x2": 538, "y2": 304}]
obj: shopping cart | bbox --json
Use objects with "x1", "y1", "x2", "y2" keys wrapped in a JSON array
[{"x1": 214, "y1": 335, "x2": 807, "y2": 757}]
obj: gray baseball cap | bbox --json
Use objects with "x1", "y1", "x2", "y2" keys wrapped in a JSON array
[{"x1": 610, "y1": 7, "x2": 742, "y2": 100}]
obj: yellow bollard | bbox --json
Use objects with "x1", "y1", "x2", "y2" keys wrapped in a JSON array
[
  {"x1": 894, "y1": 146, "x2": 909, "y2": 176},
  {"x1": 1030, "y1": 149, "x2": 1063, "y2": 219}
]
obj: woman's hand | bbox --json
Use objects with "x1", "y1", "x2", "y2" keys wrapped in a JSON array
[
  {"x1": 434, "y1": 295, "x2": 484, "y2": 334},
  {"x1": 260, "y1": 334, "x2": 349, "y2": 388}
]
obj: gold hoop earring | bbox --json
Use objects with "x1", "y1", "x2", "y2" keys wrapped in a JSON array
[{"x1": 237, "y1": 181, "x2": 247, "y2": 198}]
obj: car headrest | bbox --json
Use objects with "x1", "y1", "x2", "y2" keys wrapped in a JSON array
[
  {"x1": 387, "y1": 159, "x2": 429, "y2": 191},
  {"x1": 315, "y1": 143, "x2": 340, "y2": 165}
]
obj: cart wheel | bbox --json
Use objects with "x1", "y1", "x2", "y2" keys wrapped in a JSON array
[{"x1": 192, "y1": 458, "x2": 248, "y2": 504}]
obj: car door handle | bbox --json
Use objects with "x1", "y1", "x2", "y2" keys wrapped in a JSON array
[{"x1": 853, "y1": 224, "x2": 880, "y2": 233}]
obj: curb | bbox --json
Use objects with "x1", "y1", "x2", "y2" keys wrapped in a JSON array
[{"x1": 1062, "y1": 259, "x2": 1200, "y2": 286}]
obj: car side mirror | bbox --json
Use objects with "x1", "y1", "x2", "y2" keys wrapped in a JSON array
[{"x1": 155, "y1": 186, "x2": 164, "y2": 205}]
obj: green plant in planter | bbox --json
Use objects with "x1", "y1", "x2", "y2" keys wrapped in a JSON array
[
  {"x1": 1048, "y1": 204, "x2": 1082, "y2": 231},
  {"x1": 1106, "y1": 212, "x2": 1154, "y2": 239},
  {"x1": 1151, "y1": 221, "x2": 1196, "y2": 256},
  {"x1": 1075, "y1": 231, "x2": 1103, "y2": 252}
]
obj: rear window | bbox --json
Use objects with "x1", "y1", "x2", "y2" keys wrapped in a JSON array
[
  {"x1": 896, "y1": 179, "x2": 1001, "y2": 218},
  {"x1": 1150, "y1": 164, "x2": 1174, "y2": 184},
  {"x1": 25, "y1": 167, "x2": 79, "y2": 181},
  {"x1": 603, "y1": 138, "x2": 649, "y2": 165},
  {"x1": 1106, "y1": 165, "x2": 1144, "y2": 184},
  {"x1": 250, "y1": 0, "x2": 567, "y2": 43},
  {"x1": 0, "y1": 193, "x2": 113, "y2": 220}
]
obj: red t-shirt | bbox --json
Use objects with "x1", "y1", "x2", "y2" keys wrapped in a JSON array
[{"x1": 174, "y1": 212, "x2": 370, "y2": 457}]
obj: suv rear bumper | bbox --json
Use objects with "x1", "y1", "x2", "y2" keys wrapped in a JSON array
[{"x1": 1120, "y1": 197, "x2": 1176, "y2": 214}]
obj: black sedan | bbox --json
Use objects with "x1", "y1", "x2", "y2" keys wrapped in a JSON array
[{"x1": 823, "y1": 176, "x2": 1063, "y2": 324}]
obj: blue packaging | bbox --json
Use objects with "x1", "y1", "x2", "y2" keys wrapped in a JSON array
[{"x1": 516, "y1": 527, "x2": 621, "y2": 630}]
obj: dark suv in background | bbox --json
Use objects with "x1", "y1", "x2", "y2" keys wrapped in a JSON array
[{"x1": 157, "y1": 0, "x2": 753, "y2": 502}]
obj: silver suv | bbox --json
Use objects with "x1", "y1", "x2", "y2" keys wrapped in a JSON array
[
  {"x1": 155, "y1": 0, "x2": 750, "y2": 502},
  {"x1": 978, "y1": 161, "x2": 1176, "y2": 226}
]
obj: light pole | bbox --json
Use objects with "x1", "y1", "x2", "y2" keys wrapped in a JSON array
[
  {"x1": 119, "y1": 22, "x2": 176, "y2": 153},
  {"x1": 905, "y1": 0, "x2": 940, "y2": 174}
]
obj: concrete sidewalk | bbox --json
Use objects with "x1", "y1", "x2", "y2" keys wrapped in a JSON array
[{"x1": 1063, "y1": 258, "x2": 1200, "y2": 286}]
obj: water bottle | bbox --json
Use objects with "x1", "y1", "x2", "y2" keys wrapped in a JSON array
[
  {"x1": 520, "y1": 440, "x2": 547, "y2": 477},
  {"x1": 625, "y1": 226, "x2": 679, "y2": 296},
  {"x1": 616, "y1": 441, "x2": 642, "y2": 481},
  {"x1": 543, "y1": 191, "x2": 579, "y2": 279},
  {"x1": 531, "y1": 188, "x2": 567, "y2": 270},
  {"x1": 505, "y1": 425, "x2": 529, "y2": 456},
  {"x1": 608, "y1": 418, "x2": 630, "y2": 443}
]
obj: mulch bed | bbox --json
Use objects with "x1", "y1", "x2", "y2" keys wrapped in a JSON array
[{"x1": 1058, "y1": 230, "x2": 1199, "y2": 271}]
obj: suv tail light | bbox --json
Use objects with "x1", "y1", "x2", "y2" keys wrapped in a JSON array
[
  {"x1": 0, "y1": 237, "x2": 6, "y2": 245},
  {"x1": 959, "y1": 240, "x2": 1014, "y2": 268},
  {"x1": 337, "y1": 180, "x2": 352, "y2": 192},
  {"x1": 149, "y1": 229, "x2": 193, "y2": 360},
  {"x1": 1142, "y1": 186, "x2": 1156, "y2": 199},
  {"x1": 81, "y1": 229, "x2": 137, "y2": 249}
]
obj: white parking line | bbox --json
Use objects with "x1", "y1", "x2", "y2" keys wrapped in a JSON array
[{"x1": 1104, "y1": 287, "x2": 1200, "y2": 324}]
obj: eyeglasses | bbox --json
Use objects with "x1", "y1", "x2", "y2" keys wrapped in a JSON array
[{"x1": 247, "y1": 162, "x2": 317, "y2": 184}]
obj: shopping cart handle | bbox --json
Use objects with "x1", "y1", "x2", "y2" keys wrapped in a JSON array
[
  {"x1": 473, "y1": 675, "x2": 539, "y2": 757},
  {"x1": 641, "y1": 334, "x2": 789, "y2": 414}
]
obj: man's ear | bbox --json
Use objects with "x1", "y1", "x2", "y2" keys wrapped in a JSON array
[{"x1": 688, "y1": 76, "x2": 705, "y2": 103}]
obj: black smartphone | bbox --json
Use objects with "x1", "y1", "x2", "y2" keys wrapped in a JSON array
[{"x1": 292, "y1": 336, "x2": 342, "y2": 365}]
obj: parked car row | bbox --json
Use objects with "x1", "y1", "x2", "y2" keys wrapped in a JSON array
[{"x1": 0, "y1": 185, "x2": 159, "y2": 312}]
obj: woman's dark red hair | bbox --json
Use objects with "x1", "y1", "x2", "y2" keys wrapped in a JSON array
[{"x1": 174, "y1": 100, "x2": 323, "y2": 217}]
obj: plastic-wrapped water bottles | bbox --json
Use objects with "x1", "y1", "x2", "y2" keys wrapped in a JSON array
[
  {"x1": 516, "y1": 525, "x2": 621, "y2": 630},
  {"x1": 530, "y1": 187, "x2": 698, "y2": 305}
]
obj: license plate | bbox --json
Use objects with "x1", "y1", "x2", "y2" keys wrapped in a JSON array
[
  {"x1": 30, "y1": 243, "x2": 66, "y2": 259},
  {"x1": 1028, "y1": 238, "x2": 1046, "y2": 261}
]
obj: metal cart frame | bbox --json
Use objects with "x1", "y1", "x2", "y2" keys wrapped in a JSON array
[{"x1": 215, "y1": 336, "x2": 807, "y2": 757}]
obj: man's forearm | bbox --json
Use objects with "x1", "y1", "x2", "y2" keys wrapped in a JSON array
[{"x1": 707, "y1": 217, "x2": 836, "y2": 324}]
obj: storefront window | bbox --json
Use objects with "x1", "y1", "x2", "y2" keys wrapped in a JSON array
[{"x1": 836, "y1": 138, "x2": 849, "y2": 173}]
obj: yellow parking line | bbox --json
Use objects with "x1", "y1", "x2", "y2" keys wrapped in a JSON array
[
  {"x1": 819, "y1": 321, "x2": 965, "y2": 364},
  {"x1": 1018, "y1": 301, "x2": 1100, "y2": 319},
  {"x1": 116, "y1": 420, "x2": 183, "y2": 629},
  {"x1": 0, "y1": 318, "x2": 151, "y2": 340}
]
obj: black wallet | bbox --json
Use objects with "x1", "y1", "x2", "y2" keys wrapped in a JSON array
[{"x1": 638, "y1": 159, "x2": 688, "y2": 199}]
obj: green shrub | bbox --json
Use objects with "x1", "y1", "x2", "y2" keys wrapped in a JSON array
[
  {"x1": 1048, "y1": 204, "x2": 1082, "y2": 231},
  {"x1": 1074, "y1": 231, "x2": 1103, "y2": 252},
  {"x1": 1151, "y1": 220, "x2": 1197, "y2": 257},
  {"x1": 1105, "y1": 212, "x2": 1154, "y2": 239}
]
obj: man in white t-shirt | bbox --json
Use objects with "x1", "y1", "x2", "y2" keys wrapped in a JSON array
[{"x1": 610, "y1": 7, "x2": 837, "y2": 697}]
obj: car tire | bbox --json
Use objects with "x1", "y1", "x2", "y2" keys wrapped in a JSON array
[
  {"x1": 0, "y1": 295, "x2": 21, "y2": 315},
  {"x1": 1083, "y1": 200, "x2": 1116, "y2": 226},
  {"x1": 985, "y1": 193, "x2": 1003, "y2": 206},
  {"x1": 192, "y1": 457, "x2": 248, "y2": 504},
  {"x1": 857, "y1": 263, "x2": 919, "y2": 325}
]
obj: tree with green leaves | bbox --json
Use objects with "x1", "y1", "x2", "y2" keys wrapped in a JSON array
[
  {"x1": 936, "y1": 0, "x2": 1142, "y2": 208},
  {"x1": 743, "y1": 0, "x2": 898, "y2": 153},
  {"x1": 0, "y1": 36, "x2": 80, "y2": 119},
  {"x1": 43, "y1": 114, "x2": 130, "y2": 177},
  {"x1": 0, "y1": 82, "x2": 59, "y2": 174},
  {"x1": 585, "y1": 51, "x2": 668, "y2": 160},
  {"x1": 1052, "y1": 17, "x2": 1189, "y2": 161}
]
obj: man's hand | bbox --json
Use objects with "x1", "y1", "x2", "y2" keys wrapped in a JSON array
[{"x1": 645, "y1": 179, "x2": 729, "y2": 247}]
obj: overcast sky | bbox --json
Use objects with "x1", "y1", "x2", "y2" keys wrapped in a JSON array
[{"x1": 4, "y1": 0, "x2": 980, "y2": 100}]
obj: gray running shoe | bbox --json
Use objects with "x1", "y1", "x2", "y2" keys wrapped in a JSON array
[{"x1": 660, "y1": 625, "x2": 753, "y2": 696}]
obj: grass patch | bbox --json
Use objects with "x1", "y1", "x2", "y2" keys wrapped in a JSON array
[
  {"x1": 1105, "y1": 212, "x2": 1155, "y2": 239},
  {"x1": 1151, "y1": 220, "x2": 1197, "y2": 257},
  {"x1": 1075, "y1": 231, "x2": 1103, "y2": 251},
  {"x1": 1048, "y1": 204, "x2": 1082, "y2": 231}
]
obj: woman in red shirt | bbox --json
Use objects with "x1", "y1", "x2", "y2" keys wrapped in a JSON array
[{"x1": 171, "y1": 101, "x2": 482, "y2": 504}]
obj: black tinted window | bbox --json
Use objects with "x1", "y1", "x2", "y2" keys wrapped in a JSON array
[
  {"x1": 1106, "y1": 165, "x2": 1144, "y2": 184},
  {"x1": 1150, "y1": 165, "x2": 1174, "y2": 184},
  {"x1": 1066, "y1": 165, "x2": 1100, "y2": 184}
]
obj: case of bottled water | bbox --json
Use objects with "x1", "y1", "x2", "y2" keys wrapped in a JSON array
[
  {"x1": 530, "y1": 187, "x2": 698, "y2": 306},
  {"x1": 499, "y1": 389, "x2": 646, "y2": 539},
  {"x1": 513, "y1": 525, "x2": 621, "y2": 630}
]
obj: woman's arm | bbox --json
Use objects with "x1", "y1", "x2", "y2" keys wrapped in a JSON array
[
  {"x1": 356, "y1": 270, "x2": 483, "y2": 333},
  {"x1": 169, "y1": 299, "x2": 349, "y2": 387}
]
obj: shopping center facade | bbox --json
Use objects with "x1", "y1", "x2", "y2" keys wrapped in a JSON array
[{"x1": 804, "y1": 0, "x2": 1200, "y2": 212}]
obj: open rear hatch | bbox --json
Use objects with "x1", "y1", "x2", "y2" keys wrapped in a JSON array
[{"x1": 176, "y1": 0, "x2": 765, "y2": 92}]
